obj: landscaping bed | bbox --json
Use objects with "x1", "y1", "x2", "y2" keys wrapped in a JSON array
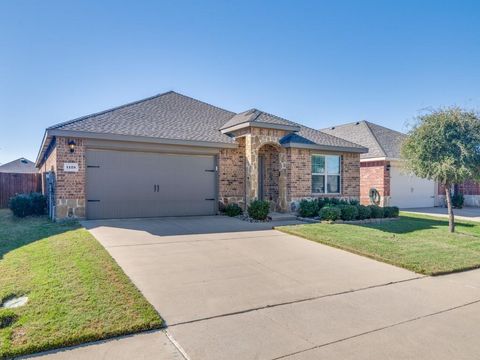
[
  {"x1": 277, "y1": 212, "x2": 480, "y2": 275},
  {"x1": 0, "y1": 209, "x2": 162, "y2": 358}
]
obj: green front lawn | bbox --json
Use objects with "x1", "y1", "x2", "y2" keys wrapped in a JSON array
[
  {"x1": 0, "y1": 209, "x2": 162, "y2": 358},
  {"x1": 278, "y1": 212, "x2": 480, "y2": 276}
]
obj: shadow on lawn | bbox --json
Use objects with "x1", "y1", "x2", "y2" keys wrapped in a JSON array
[
  {"x1": 358, "y1": 215, "x2": 476, "y2": 234},
  {"x1": 0, "y1": 209, "x2": 79, "y2": 259}
]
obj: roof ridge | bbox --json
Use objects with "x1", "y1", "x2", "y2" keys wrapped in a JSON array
[
  {"x1": 321, "y1": 120, "x2": 368, "y2": 131},
  {"x1": 168, "y1": 91, "x2": 236, "y2": 116},
  {"x1": 301, "y1": 123, "x2": 367, "y2": 149},
  {"x1": 363, "y1": 121, "x2": 387, "y2": 157},
  {"x1": 364, "y1": 120, "x2": 407, "y2": 136},
  {"x1": 48, "y1": 91, "x2": 236, "y2": 130},
  {"x1": 48, "y1": 91, "x2": 176, "y2": 130}
]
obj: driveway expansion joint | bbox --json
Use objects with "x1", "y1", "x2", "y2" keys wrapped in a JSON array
[
  {"x1": 168, "y1": 275, "x2": 425, "y2": 327},
  {"x1": 104, "y1": 233, "x2": 286, "y2": 248},
  {"x1": 269, "y1": 298, "x2": 480, "y2": 360}
]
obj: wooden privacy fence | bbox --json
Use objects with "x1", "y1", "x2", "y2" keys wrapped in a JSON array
[{"x1": 0, "y1": 173, "x2": 42, "y2": 208}]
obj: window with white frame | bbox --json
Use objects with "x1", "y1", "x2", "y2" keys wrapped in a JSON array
[{"x1": 311, "y1": 155, "x2": 341, "y2": 194}]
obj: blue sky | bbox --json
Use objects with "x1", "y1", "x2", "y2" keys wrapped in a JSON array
[{"x1": 1, "y1": 0, "x2": 479, "y2": 164}]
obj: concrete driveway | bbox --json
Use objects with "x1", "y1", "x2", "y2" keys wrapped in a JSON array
[{"x1": 30, "y1": 216, "x2": 480, "y2": 360}]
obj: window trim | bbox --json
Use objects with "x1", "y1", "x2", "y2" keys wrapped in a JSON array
[{"x1": 311, "y1": 154, "x2": 341, "y2": 195}]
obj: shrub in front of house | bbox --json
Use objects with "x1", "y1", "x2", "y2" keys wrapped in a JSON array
[
  {"x1": 224, "y1": 203, "x2": 243, "y2": 217},
  {"x1": 451, "y1": 193, "x2": 464, "y2": 209},
  {"x1": 339, "y1": 204, "x2": 359, "y2": 221},
  {"x1": 319, "y1": 205, "x2": 342, "y2": 221},
  {"x1": 8, "y1": 192, "x2": 47, "y2": 218},
  {"x1": 356, "y1": 205, "x2": 372, "y2": 220},
  {"x1": 383, "y1": 206, "x2": 400, "y2": 218},
  {"x1": 247, "y1": 200, "x2": 270, "y2": 220},
  {"x1": 298, "y1": 199, "x2": 319, "y2": 218},
  {"x1": 368, "y1": 205, "x2": 384, "y2": 218},
  {"x1": 348, "y1": 199, "x2": 360, "y2": 206}
]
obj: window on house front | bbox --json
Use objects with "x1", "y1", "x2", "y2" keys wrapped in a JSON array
[{"x1": 311, "y1": 155, "x2": 341, "y2": 194}]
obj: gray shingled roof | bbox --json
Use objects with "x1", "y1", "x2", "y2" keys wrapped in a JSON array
[
  {"x1": 220, "y1": 108, "x2": 300, "y2": 130},
  {"x1": 0, "y1": 158, "x2": 37, "y2": 173},
  {"x1": 281, "y1": 126, "x2": 368, "y2": 151},
  {"x1": 50, "y1": 91, "x2": 237, "y2": 144},
  {"x1": 321, "y1": 121, "x2": 407, "y2": 159},
  {"x1": 41, "y1": 92, "x2": 367, "y2": 163}
]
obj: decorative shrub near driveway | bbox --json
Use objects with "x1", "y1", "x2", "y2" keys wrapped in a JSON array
[
  {"x1": 247, "y1": 200, "x2": 270, "y2": 220},
  {"x1": 0, "y1": 209, "x2": 162, "y2": 358},
  {"x1": 297, "y1": 198, "x2": 398, "y2": 222},
  {"x1": 223, "y1": 203, "x2": 243, "y2": 217}
]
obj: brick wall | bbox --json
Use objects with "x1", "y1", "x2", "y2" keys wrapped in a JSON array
[
  {"x1": 218, "y1": 137, "x2": 245, "y2": 207},
  {"x1": 342, "y1": 153, "x2": 361, "y2": 197},
  {"x1": 437, "y1": 180, "x2": 480, "y2": 207},
  {"x1": 39, "y1": 137, "x2": 86, "y2": 219},
  {"x1": 287, "y1": 148, "x2": 361, "y2": 211},
  {"x1": 359, "y1": 160, "x2": 390, "y2": 206}
]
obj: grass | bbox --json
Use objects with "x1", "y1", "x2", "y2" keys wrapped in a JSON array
[
  {"x1": 0, "y1": 209, "x2": 162, "y2": 359},
  {"x1": 277, "y1": 212, "x2": 480, "y2": 276}
]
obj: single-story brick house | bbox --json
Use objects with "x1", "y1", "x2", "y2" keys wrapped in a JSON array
[
  {"x1": 323, "y1": 121, "x2": 436, "y2": 208},
  {"x1": 36, "y1": 91, "x2": 367, "y2": 220}
]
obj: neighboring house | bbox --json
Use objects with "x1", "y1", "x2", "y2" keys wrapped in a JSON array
[
  {"x1": 322, "y1": 121, "x2": 436, "y2": 208},
  {"x1": 36, "y1": 91, "x2": 367, "y2": 220},
  {"x1": 437, "y1": 182, "x2": 480, "y2": 207},
  {"x1": 0, "y1": 158, "x2": 37, "y2": 174}
]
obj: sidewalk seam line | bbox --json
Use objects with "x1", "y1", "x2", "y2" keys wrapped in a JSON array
[
  {"x1": 168, "y1": 275, "x2": 425, "y2": 327},
  {"x1": 269, "y1": 298, "x2": 480, "y2": 360}
]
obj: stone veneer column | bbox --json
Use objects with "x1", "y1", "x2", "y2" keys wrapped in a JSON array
[{"x1": 245, "y1": 133, "x2": 258, "y2": 206}]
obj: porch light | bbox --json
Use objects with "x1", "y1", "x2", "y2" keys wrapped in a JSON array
[{"x1": 68, "y1": 140, "x2": 76, "y2": 153}]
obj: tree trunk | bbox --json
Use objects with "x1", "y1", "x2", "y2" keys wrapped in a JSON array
[{"x1": 445, "y1": 185, "x2": 455, "y2": 233}]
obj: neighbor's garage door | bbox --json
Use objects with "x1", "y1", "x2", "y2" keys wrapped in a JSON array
[
  {"x1": 86, "y1": 150, "x2": 216, "y2": 219},
  {"x1": 389, "y1": 163, "x2": 435, "y2": 209}
]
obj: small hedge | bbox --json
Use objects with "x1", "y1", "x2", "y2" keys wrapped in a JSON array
[
  {"x1": 452, "y1": 193, "x2": 464, "y2": 209},
  {"x1": 368, "y1": 205, "x2": 384, "y2": 219},
  {"x1": 224, "y1": 203, "x2": 243, "y2": 217},
  {"x1": 247, "y1": 200, "x2": 270, "y2": 220},
  {"x1": 298, "y1": 199, "x2": 319, "y2": 218},
  {"x1": 319, "y1": 205, "x2": 342, "y2": 221},
  {"x1": 383, "y1": 206, "x2": 399, "y2": 218},
  {"x1": 356, "y1": 205, "x2": 372, "y2": 220},
  {"x1": 339, "y1": 204, "x2": 359, "y2": 221},
  {"x1": 297, "y1": 198, "x2": 399, "y2": 222},
  {"x1": 9, "y1": 192, "x2": 47, "y2": 218}
]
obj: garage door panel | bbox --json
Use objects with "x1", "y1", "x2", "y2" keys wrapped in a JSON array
[
  {"x1": 389, "y1": 164, "x2": 435, "y2": 209},
  {"x1": 86, "y1": 150, "x2": 216, "y2": 219}
]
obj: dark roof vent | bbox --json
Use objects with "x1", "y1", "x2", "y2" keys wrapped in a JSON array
[
  {"x1": 355, "y1": 122, "x2": 360, "y2": 125},
  {"x1": 20, "y1": 158, "x2": 28, "y2": 164},
  {"x1": 331, "y1": 126, "x2": 335, "y2": 130}
]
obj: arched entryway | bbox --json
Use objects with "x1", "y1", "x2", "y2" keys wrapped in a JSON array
[{"x1": 258, "y1": 144, "x2": 282, "y2": 211}]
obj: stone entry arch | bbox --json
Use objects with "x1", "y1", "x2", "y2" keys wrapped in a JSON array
[{"x1": 245, "y1": 130, "x2": 288, "y2": 212}]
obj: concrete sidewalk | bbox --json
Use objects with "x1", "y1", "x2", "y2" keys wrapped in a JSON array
[{"x1": 403, "y1": 206, "x2": 480, "y2": 222}]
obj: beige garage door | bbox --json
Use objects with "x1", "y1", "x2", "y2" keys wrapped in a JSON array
[{"x1": 86, "y1": 150, "x2": 217, "y2": 219}]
